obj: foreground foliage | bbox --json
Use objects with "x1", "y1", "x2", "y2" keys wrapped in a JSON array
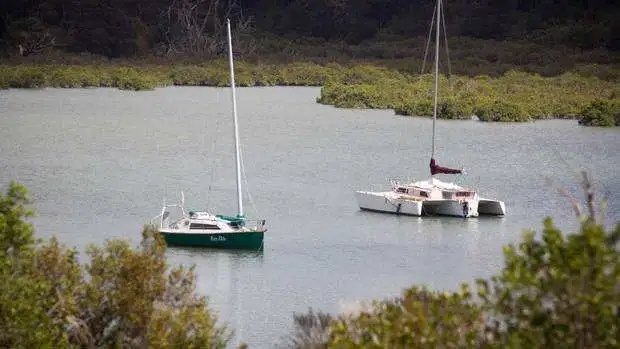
[
  {"x1": 0, "y1": 181, "x2": 231, "y2": 348},
  {"x1": 287, "y1": 172, "x2": 619, "y2": 348}
]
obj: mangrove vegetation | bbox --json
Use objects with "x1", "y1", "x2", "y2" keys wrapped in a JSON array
[
  {"x1": 318, "y1": 66, "x2": 620, "y2": 123},
  {"x1": 1, "y1": 61, "x2": 618, "y2": 125}
]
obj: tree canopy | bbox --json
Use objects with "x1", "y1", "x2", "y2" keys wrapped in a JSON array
[
  {"x1": 1, "y1": 0, "x2": 618, "y2": 58},
  {"x1": 0, "y1": 180, "x2": 233, "y2": 349}
]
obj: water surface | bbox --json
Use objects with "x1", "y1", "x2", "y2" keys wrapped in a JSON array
[{"x1": 1, "y1": 87, "x2": 618, "y2": 348}]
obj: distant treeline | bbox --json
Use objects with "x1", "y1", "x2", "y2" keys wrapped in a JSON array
[{"x1": 1, "y1": 0, "x2": 619, "y2": 60}]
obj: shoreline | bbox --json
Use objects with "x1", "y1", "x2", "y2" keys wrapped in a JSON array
[{"x1": 2, "y1": 60, "x2": 618, "y2": 126}]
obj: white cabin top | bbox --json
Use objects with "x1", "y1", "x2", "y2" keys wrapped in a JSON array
[{"x1": 391, "y1": 177, "x2": 477, "y2": 201}]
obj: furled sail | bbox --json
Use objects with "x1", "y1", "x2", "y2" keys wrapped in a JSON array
[{"x1": 429, "y1": 158, "x2": 462, "y2": 175}]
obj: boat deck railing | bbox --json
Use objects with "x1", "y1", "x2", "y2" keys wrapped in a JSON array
[{"x1": 246, "y1": 219, "x2": 267, "y2": 231}]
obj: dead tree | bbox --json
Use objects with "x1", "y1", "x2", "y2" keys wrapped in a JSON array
[
  {"x1": 18, "y1": 30, "x2": 56, "y2": 56},
  {"x1": 158, "y1": 0, "x2": 254, "y2": 57}
]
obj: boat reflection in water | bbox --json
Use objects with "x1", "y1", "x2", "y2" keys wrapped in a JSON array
[{"x1": 165, "y1": 246, "x2": 265, "y2": 346}]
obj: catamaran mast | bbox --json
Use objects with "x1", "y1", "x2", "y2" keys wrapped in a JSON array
[
  {"x1": 226, "y1": 18, "x2": 244, "y2": 218},
  {"x1": 431, "y1": 0, "x2": 440, "y2": 160}
]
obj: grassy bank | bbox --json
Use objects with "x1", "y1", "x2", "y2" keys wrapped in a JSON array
[
  {"x1": 0, "y1": 61, "x2": 337, "y2": 90},
  {"x1": 1, "y1": 59, "x2": 618, "y2": 125}
]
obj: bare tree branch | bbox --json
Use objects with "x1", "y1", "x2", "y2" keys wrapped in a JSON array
[
  {"x1": 157, "y1": 0, "x2": 254, "y2": 57},
  {"x1": 545, "y1": 176, "x2": 583, "y2": 219},
  {"x1": 18, "y1": 30, "x2": 56, "y2": 56}
]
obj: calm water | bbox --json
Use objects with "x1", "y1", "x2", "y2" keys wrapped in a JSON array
[{"x1": 1, "y1": 87, "x2": 619, "y2": 348}]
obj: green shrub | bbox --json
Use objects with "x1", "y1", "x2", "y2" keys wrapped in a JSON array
[
  {"x1": 341, "y1": 65, "x2": 401, "y2": 85},
  {"x1": 0, "y1": 66, "x2": 12, "y2": 89},
  {"x1": 251, "y1": 64, "x2": 280, "y2": 86},
  {"x1": 7, "y1": 66, "x2": 47, "y2": 88},
  {"x1": 48, "y1": 66, "x2": 99, "y2": 88},
  {"x1": 578, "y1": 99, "x2": 620, "y2": 127},
  {"x1": 0, "y1": 181, "x2": 233, "y2": 348},
  {"x1": 277, "y1": 62, "x2": 336, "y2": 86},
  {"x1": 477, "y1": 215, "x2": 620, "y2": 347},
  {"x1": 329, "y1": 286, "x2": 485, "y2": 348},
  {"x1": 318, "y1": 68, "x2": 617, "y2": 122},
  {"x1": 169, "y1": 65, "x2": 217, "y2": 86},
  {"x1": 438, "y1": 98, "x2": 473, "y2": 119},
  {"x1": 395, "y1": 99, "x2": 433, "y2": 117},
  {"x1": 111, "y1": 66, "x2": 158, "y2": 90},
  {"x1": 474, "y1": 99, "x2": 530, "y2": 122}
]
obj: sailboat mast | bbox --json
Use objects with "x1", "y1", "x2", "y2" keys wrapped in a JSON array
[
  {"x1": 431, "y1": 0, "x2": 441, "y2": 159},
  {"x1": 226, "y1": 18, "x2": 244, "y2": 218}
]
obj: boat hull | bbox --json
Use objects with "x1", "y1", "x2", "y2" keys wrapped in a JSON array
[
  {"x1": 355, "y1": 191, "x2": 423, "y2": 216},
  {"x1": 478, "y1": 198, "x2": 506, "y2": 215},
  {"x1": 421, "y1": 199, "x2": 479, "y2": 217},
  {"x1": 160, "y1": 230, "x2": 264, "y2": 250},
  {"x1": 355, "y1": 191, "x2": 505, "y2": 217}
]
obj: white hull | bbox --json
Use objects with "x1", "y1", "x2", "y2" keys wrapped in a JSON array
[
  {"x1": 355, "y1": 191, "x2": 423, "y2": 216},
  {"x1": 356, "y1": 189, "x2": 505, "y2": 218}
]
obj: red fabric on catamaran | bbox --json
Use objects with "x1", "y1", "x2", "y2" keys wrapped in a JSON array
[{"x1": 430, "y1": 158, "x2": 462, "y2": 175}]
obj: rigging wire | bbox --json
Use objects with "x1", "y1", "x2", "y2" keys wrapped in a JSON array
[
  {"x1": 441, "y1": 0, "x2": 452, "y2": 79},
  {"x1": 422, "y1": 1, "x2": 454, "y2": 99},
  {"x1": 420, "y1": 4, "x2": 436, "y2": 77},
  {"x1": 239, "y1": 146, "x2": 260, "y2": 218},
  {"x1": 205, "y1": 106, "x2": 223, "y2": 213}
]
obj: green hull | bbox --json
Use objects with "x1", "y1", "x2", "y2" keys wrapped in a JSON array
[{"x1": 160, "y1": 231, "x2": 264, "y2": 250}]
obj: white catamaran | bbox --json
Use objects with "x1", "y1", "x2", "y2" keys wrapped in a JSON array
[
  {"x1": 355, "y1": 0, "x2": 505, "y2": 218},
  {"x1": 151, "y1": 19, "x2": 267, "y2": 249}
]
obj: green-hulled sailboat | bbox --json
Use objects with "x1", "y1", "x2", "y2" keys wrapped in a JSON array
[{"x1": 151, "y1": 18, "x2": 266, "y2": 250}]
